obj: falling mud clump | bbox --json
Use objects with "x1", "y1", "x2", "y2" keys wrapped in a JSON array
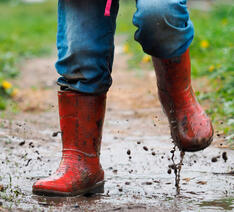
[
  {"x1": 170, "y1": 145, "x2": 185, "y2": 195},
  {"x1": 127, "y1": 149, "x2": 131, "y2": 155},
  {"x1": 211, "y1": 156, "x2": 219, "y2": 163},
  {"x1": 167, "y1": 168, "x2": 172, "y2": 174},
  {"x1": 143, "y1": 146, "x2": 148, "y2": 151},
  {"x1": 222, "y1": 152, "x2": 228, "y2": 162},
  {"x1": 29, "y1": 142, "x2": 34, "y2": 148}
]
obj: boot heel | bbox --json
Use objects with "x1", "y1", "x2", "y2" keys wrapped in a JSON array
[{"x1": 88, "y1": 182, "x2": 105, "y2": 195}]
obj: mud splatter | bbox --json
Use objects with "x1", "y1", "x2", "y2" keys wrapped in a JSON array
[
  {"x1": 211, "y1": 156, "x2": 219, "y2": 163},
  {"x1": 19, "y1": 141, "x2": 25, "y2": 146},
  {"x1": 52, "y1": 131, "x2": 61, "y2": 137},
  {"x1": 170, "y1": 145, "x2": 185, "y2": 195},
  {"x1": 222, "y1": 152, "x2": 228, "y2": 162},
  {"x1": 25, "y1": 159, "x2": 32, "y2": 167},
  {"x1": 127, "y1": 150, "x2": 131, "y2": 155},
  {"x1": 143, "y1": 146, "x2": 148, "y2": 151}
]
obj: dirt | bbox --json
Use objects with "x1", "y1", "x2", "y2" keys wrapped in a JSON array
[{"x1": 0, "y1": 37, "x2": 234, "y2": 211}]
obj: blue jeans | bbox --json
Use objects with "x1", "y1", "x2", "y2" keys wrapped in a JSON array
[{"x1": 56, "y1": 0, "x2": 194, "y2": 94}]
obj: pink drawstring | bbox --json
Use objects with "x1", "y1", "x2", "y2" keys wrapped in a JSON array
[{"x1": 104, "y1": 0, "x2": 112, "y2": 16}]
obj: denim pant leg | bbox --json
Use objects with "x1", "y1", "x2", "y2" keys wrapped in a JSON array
[
  {"x1": 56, "y1": 0, "x2": 119, "y2": 94},
  {"x1": 133, "y1": 0, "x2": 194, "y2": 58}
]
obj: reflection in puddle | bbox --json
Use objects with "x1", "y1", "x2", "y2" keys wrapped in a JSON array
[{"x1": 199, "y1": 198, "x2": 234, "y2": 211}]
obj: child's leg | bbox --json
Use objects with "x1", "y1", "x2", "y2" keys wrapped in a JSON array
[
  {"x1": 133, "y1": 0, "x2": 213, "y2": 151},
  {"x1": 33, "y1": 0, "x2": 119, "y2": 196},
  {"x1": 133, "y1": 0, "x2": 194, "y2": 58},
  {"x1": 56, "y1": 0, "x2": 119, "y2": 94}
]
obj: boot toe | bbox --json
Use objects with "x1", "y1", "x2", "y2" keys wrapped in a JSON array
[
  {"x1": 180, "y1": 133, "x2": 213, "y2": 152},
  {"x1": 177, "y1": 120, "x2": 214, "y2": 152},
  {"x1": 33, "y1": 178, "x2": 69, "y2": 196}
]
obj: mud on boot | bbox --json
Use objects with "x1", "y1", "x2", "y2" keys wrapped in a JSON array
[
  {"x1": 33, "y1": 91, "x2": 106, "y2": 196},
  {"x1": 152, "y1": 49, "x2": 214, "y2": 152}
]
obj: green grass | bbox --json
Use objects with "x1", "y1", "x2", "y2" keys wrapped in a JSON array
[
  {"x1": 190, "y1": 5, "x2": 234, "y2": 143},
  {"x1": 116, "y1": 2, "x2": 234, "y2": 141},
  {"x1": 116, "y1": 2, "x2": 143, "y2": 68},
  {"x1": 0, "y1": 0, "x2": 57, "y2": 109}
]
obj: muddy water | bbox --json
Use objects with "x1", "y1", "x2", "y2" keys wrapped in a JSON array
[{"x1": 0, "y1": 122, "x2": 233, "y2": 211}]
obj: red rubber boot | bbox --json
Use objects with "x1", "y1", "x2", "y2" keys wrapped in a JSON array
[
  {"x1": 33, "y1": 91, "x2": 106, "y2": 196},
  {"x1": 152, "y1": 49, "x2": 213, "y2": 152}
]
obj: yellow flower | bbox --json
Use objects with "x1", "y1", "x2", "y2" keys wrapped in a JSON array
[
  {"x1": 2, "y1": 81, "x2": 12, "y2": 89},
  {"x1": 11, "y1": 88, "x2": 19, "y2": 97},
  {"x1": 123, "y1": 44, "x2": 129, "y2": 53},
  {"x1": 200, "y1": 40, "x2": 209, "y2": 49},
  {"x1": 221, "y1": 18, "x2": 228, "y2": 26},
  {"x1": 142, "y1": 55, "x2": 151, "y2": 63},
  {"x1": 208, "y1": 65, "x2": 215, "y2": 72}
]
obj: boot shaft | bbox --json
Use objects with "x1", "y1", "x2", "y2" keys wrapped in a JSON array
[
  {"x1": 152, "y1": 49, "x2": 196, "y2": 109},
  {"x1": 152, "y1": 49, "x2": 191, "y2": 92},
  {"x1": 58, "y1": 91, "x2": 106, "y2": 156}
]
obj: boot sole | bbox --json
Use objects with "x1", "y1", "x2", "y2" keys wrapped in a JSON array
[
  {"x1": 177, "y1": 134, "x2": 214, "y2": 152},
  {"x1": 32, "y1": 181, "x2": 105, "y2": 197}
]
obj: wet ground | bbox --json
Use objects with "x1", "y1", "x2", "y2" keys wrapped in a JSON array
[{"x1": 0, "y1": 38, "x2": 233, "y2": 211}]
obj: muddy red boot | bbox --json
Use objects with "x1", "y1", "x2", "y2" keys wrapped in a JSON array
[
  {"x1": 33, "y1": 91, "x2": 106, "y2": 196},
  {"x1": 152, "y1": 49, "x2": 214, "y2": 152}
]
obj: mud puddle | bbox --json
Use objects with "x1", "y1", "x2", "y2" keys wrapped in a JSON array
[{"x1": 0, "y1": 127, "x2": 233, "y2": 211}]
